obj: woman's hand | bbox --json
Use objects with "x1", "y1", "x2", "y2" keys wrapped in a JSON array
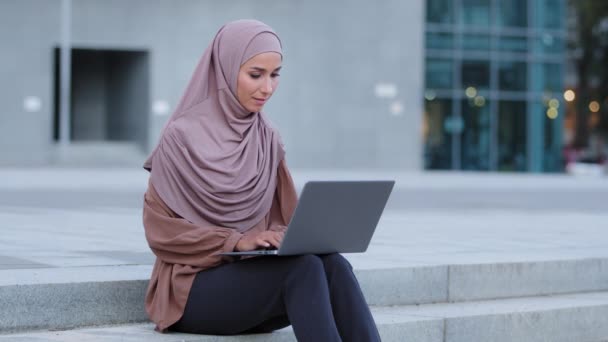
[
  {"x1": 269, "y1": 224, "x2": 287, "y2": 234},
  {"x1": 235, "y1": 230, "x2": 284, "y2": 252}
]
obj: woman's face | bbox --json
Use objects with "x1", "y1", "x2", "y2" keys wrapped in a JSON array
[{"x1": 237, "y1": 52, "x2": 282, "y2": 113}]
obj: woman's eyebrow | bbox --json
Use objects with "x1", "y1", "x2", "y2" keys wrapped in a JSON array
[{"x1": 249, "y1": 66, "x2": 282, "y2": 72}]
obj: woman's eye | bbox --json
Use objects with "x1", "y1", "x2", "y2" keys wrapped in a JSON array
[
  {"x1": 250, "y1": 74, "x2": 261, "y2": 79},
  {"x1": 271, "y1": 73, "x2": 280, "y2": 78}
]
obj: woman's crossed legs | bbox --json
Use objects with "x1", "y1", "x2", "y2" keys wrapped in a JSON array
[{"x1": 170, "y1": 253, "x2": 380, "y2": 342}]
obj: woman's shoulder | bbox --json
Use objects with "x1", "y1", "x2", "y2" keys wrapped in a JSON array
[{"x1": 144, "y1": 180, "x2": 181, "y2": 219}]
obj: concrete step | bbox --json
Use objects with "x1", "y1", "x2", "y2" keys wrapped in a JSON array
[
  {"x1": 1, "y1": 257, "x2": 608, "y2": 333},
  {"x1": 2, "y1": 291, "x2": 608, "y2": 342}
]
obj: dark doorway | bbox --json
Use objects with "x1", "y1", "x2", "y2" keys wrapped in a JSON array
[{"x1": 53, "y1": 48, "x2": 149, "y2": 150}]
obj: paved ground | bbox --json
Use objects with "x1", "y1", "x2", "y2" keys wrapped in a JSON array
[
  {"x1": 1, "y1": 168, "x2": 608, "y2": 212},
  {"x1": 0, "y1": 168, "x2": 606, "y2": 273}
]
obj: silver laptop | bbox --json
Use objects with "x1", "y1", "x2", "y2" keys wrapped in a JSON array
[{"x1": 221, "y1": 180, "x2": 394, "y2": 257}]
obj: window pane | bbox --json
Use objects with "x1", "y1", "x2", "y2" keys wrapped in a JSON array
[
  {"x1": 427, "y1": 0, "x2": 453, "y2": 24},
  {"x1": 530, "y1": 63, "x2": 563, "y2": 93},
  {"x1": 535, "y1": 34, "x2": 564, "y2": 54},
  {"x1": 461, "y1": 98, "x2": 490, "y2": 170},
  {"x1": 499, "y1": 61, "x2": 527, "y2": 91},
  {"x1": 426, "y1": 59, "x2": 453, "y2": 89},
  {"x1": 498, "y1": 101, "x2": 527, "y2": 171},
  {"x1": 498, "y1": 36, "x2": 528, "y2": 52},
  {"x1": 543, "y1": 63, "x2": 563, "y2": 93},
  {"x1": 542, "y1": 101, "x2": 563, "y2": 171},
  {"x1": 462, "y1": 34, "x2": 491, "y2": 50},
  {"x1": 424, "y1": 98, "x2": 453, "y2": 169},
  {"x1": 426, "y1": 32, "x2": 454, "y2": 50},
  {"x1": 534, "y1": 0, "x2": 563, "y2": 29},
  {"x1": 461, "y1": 0, "x2": 490, "y2": 27},
  {"x1": 498, "y1": 0, "x2": 528, "y2": 27},
  {"x1": 461, "y1": 60, "x2": 490, "y2": 91}
]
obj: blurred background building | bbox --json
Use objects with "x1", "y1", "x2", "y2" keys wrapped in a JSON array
[
  {"x1": 0, "y1": 0, "x2": 424, "y2": 169},
  {"x1": 424, "y1": 0, "x2": 566, "y2": 172},
  {"x1": 0, "y1": 0, "x2": 605, "y2": 172}
]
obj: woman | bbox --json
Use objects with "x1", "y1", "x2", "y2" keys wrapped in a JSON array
[{"x1": 142, "y1": 19, "x2": 380, "y2": 341}]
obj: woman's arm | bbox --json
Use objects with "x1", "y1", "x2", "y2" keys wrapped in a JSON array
[
  {"x1": 268, "y1": 159, "x2": 298, "y2": 233},
  {"x1": 143, "y1": 182, "x2": 242, "y2": 268}
]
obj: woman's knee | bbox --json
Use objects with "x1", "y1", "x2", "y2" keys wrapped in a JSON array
[
  {"x1": 320, "y1": 253, "x2": 352, "y2": 272},
  {"x1": 289, "y1": 254, "x2": 323, "y2": 269},
  {"x1": 285, "y1": 254, "x2": 325, "y2": 279}
]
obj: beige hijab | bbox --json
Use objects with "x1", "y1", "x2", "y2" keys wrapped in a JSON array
[{"x1": 144, "y1": 20, "x2": 284, "y2": 232}]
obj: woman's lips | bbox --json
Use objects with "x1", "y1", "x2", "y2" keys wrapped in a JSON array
[{"x1": 253, "y1": 97, "x2": 266, "y2": 105}]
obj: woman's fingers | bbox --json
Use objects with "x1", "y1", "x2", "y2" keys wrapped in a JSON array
[
  {"x1": 255, "y1": 237, "x2": 271, "y2": 248},
  {"x1": 270, "y1": 224, "x2": 287, "y2": 233},
  {"x1": 255, "y1": 231, "x2": 283, "y2": 248},
  {"x1": 268, "y1": 235, "x2": 281, "y2": 248},
  {"x1": 238, "y1": 231, "x2": 284, "y2": 250},
  {"x1": 269, "y1": 231, "x2": 284, "y2": 247}
]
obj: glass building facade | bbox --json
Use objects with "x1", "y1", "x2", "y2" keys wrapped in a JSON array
[{"x1": 424, "y1": 0, "x2": 566, "y2": 172}]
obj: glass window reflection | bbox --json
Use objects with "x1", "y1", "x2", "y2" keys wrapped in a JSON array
[
  {"x1": 462, "y1": 34, "x2": 491, "y2": 50},
  {"x1": 426, "y1": 32, "x2": 454, "y2": 50},
  {"x1": 424, "y1": 98, "x2": 453, "y2": 169},
  {"x1": 498, "y1": 0, "x2": 527, "y2": 27},
  {"x1": 543, "y1": 63, "x2": 562, "y2": 93},
  {"x1": 535, "y1": 34, "x2": 564, "y2": 55},
  {"x1": 461, "y1": 0, "x2": 490, "y2": 27},
  {"x1": 499, "y1": 61, "x2": 527, "y2": 91},
  {"x1": 426, "y1": 59, "x2": 453, "y2": 89},
  {"x1": 427, "y1": 0, "x2": 453, "y2": 24},
  {"x1": 534, "y1": 0, "x2": 563, "y2": 29},
  {"x1": 498, "y1": 101, "x2": 527, "y2": 171},
  {"x1": 461, "y1": 60, "x2": 490, "y2": 91},
  {"x1": 543, "y1": 102, "x2": 562, "y2": 171},
  {"x1": 498, "y1": 36, "x2": 528, "y2": 52},
  {"x1": 461, "y1": 98, "x2": 491, "y2": 170},
  {"x1": 423, "y1": 0, "x2": 565, "y2": 172}
]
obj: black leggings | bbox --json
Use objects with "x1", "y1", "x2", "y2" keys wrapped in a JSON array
[{"x1": 170, "y1": 253, "x2": 381, "y2": 342}]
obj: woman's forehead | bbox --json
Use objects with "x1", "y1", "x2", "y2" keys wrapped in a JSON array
[{"x1": 241, "y1": 52, "x2": 282, "y2": 69}]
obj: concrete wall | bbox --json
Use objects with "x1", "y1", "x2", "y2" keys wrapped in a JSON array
[
  {"x1": 0, "y1": 0, "x2": 424, "y2": 169},
  {"x1": 0, "y1": 0, "x2": 59, "y2": 165}
]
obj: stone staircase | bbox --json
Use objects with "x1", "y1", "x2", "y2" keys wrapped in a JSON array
[{"x1": 2, "y1": 257, "x2": 608, "y2": 341}]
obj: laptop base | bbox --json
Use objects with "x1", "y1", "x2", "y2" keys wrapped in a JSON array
[{"x1": 221, "y1": 249, "x2": 279, "y2": 256}]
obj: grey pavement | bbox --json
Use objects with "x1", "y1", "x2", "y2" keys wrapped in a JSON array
[
  {"x1": 2, "y1": 168, "x2": 608, "y2": 212},
  {"x1": 0, "y1": 168, "x2": 607, "y2": 272},
  {"x1": 1, "y1": 204, "x2": 608, "y2": 273}
]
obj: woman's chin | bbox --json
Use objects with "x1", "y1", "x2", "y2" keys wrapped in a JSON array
[{"x1": 247, "y1": 105, "x2": 264, "y2": 113}]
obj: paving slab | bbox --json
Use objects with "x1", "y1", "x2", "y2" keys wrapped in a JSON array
[
  {"x1": 2, "y1": 208, "x2": 608, "y2": 271},
  {"x1": 1, "y1": 168, "x2": 607, "y2": 191}
]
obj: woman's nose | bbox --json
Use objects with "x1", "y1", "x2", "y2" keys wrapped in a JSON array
[{"x1": 261, "y1": 78, "x2": 273, "y2": 94}]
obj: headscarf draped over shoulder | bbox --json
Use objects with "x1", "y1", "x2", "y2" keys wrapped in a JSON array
[{"x1": 144, "y1": 20, "x2": 284, "y2": 232}]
